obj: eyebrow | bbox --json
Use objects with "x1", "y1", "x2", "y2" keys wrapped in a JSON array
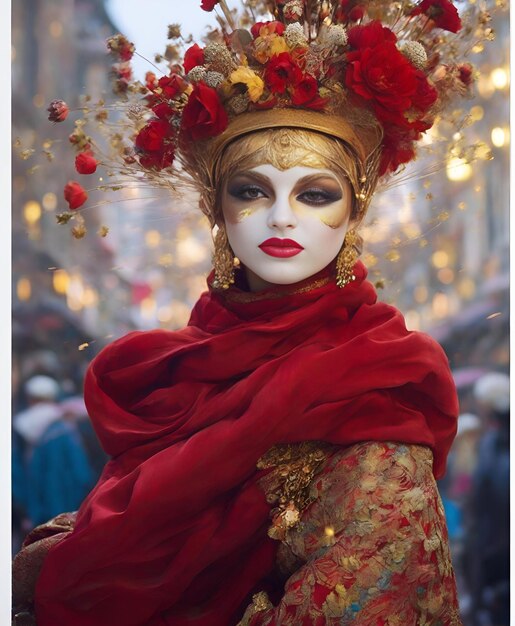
[{"x1": 229, "y1": 170, "x2": 342, "y2": 187}]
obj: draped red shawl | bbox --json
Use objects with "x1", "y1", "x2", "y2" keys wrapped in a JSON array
[{"x1": 35, "y1": 261, "x2": 458, "y2": 626}]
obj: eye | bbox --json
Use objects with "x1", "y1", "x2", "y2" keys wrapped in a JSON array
[
  {"x1": 297, "y1": 188, "x2": 342, "y2": 206},
  {"x1": 229, "y1": 184, "x2": 268, "y2": 201}
]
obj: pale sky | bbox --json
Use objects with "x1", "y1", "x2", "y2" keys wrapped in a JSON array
[{"x1": 105, "y1": 0, "x2": 242, "y2": 80}]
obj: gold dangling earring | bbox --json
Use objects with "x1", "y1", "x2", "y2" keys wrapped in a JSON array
[
  {"x1": 336, "y1": 229, "x2": 359, "y2": 288},
  {"x1": 212, "y1": 224, "x2": 238, "y2": 289}
]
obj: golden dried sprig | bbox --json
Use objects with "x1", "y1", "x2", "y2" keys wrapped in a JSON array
[
  {"x1": 56, "y1": 212, "x2": 74, "y2": 225},
  {"x1": 71, "y1": 224, "x2": 87, "y2": 239}
]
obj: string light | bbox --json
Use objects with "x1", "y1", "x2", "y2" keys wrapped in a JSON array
[
  {"x1": 23, "y1": 201, "x2": 41, "y2": 225},
  {"x1": 491, "y1": 127, "x2": 509, "y2": 148},
  {"x1": 446, "y1": 157, "x2": 472, "y2": 182},
  {"x1": 17, "y1": 277, "x2": 31, "y2": 301},
  {"x1": 52, "y1": 269, "x2": 70, "y2": 294},
  {"x1": 431, "y1": 251, "x2": 449, "y2": 269},
  {"x1": 491, "y1": 67, "x2": 509, "y2": 90},
  {"x1": 145, "y1": 230, "x2": 161, "y2": 248},
  {"x1": 42, "y1": 192, "x2": 58, "y2": 211}
]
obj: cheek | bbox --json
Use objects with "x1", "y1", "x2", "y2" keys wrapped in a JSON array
[
  {"x1": 295, "y1": 200, "x2": 351, "y2": 230},
  {"x1": 221, "y1": 196, "x2": 263, "y2": 225}
]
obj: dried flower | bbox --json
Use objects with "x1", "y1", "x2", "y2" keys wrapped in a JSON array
[
  {"x1": 107, "y1": 34, "x2": 135, "y2": 61},
  {"x1": 322, "y1": 25, "x2": 348, "y2": 48},
  {"x1": 167, "y1": 24, "x2": 181, "y2": 39},
  {"x1": 64, "y1": 181, "x2": 88, "y2": 210},
  {"x1": 204, "y1": 71, "x2": 225, "y2": 88},
  {"x1": 187, "y1": 66, "x2": 208, "y2": 83},
  {"x1": 56, "y1": 212, "x2": 74, "y2": 225},
  {"x1": 400, "y1": 41, "x2": 428, "y2": 70},
  {"x1": 98, "y1": 225, "x2": 110, "y2": 237},
  {"x1": 226, "y1": 93, "x2": 251, "y2": 115},
  {"x1": 284, "y1": 23, "x2": 308, "y2": 48},
  {"x1": 71, "y1": 224, "x2": 87, "y2": 239},
  {"x1": 283, "y1": 0, "x2": 303, "y2": 21},
  {"x1": 47, "y1": 100, "x2": 69, "y2": 123},
  {"x1": 203, "y1": 43, "x2": 233, "y2": 75}
]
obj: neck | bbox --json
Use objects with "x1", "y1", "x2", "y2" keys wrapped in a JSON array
[{"x1": 244, "y1": 267, "x2": 278, "y2": 292}]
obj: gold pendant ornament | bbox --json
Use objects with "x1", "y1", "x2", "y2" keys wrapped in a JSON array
[
  {"x1": 212, "y1": 224, "x2": 237, "y2": 289},
  {"x1": 336, "y1": 229, "x2": 359, "y2": 288}
]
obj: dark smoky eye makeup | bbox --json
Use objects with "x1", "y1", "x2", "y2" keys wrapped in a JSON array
[
  {"x1": 227, "y1": 182, "x2": 269, "y2": 200},
  {"x1": 297, "y1": 186, "x2": 343, "y2": 205}
]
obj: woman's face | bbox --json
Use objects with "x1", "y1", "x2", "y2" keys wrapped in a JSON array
[{"x1": 221, "y1": 164, "x2": 353, "y2": 291}]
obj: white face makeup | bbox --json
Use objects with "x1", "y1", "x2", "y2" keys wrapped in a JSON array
[{"x1": 221, "y1": 164, "x2": 353, "y2": 291}]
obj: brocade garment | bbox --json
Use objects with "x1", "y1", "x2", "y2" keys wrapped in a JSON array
[{"x1": 239, "y1": 441, "x2": 462, "y2": 626}]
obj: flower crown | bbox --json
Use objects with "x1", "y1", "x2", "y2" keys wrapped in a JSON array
[{"x1": 46, "y1": 0, "x2": 495, "y2": 235}]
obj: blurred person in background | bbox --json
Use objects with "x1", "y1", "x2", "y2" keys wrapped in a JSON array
[
  {"x1": 464, "y1": 373, "x2": 509, "y2": 626},
  {"x1": 26, "y1": 396, "x2": 98, "y2": 527},
  {"x1": 12, "y1": 375, "x2": 63, "y2": 550}
]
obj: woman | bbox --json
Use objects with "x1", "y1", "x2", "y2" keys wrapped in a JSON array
[{"x1": 14, "y1": 0, "x2": 489, "y2": 623}]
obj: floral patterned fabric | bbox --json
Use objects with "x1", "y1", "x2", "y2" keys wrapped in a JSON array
[{"x1": 239, "y1": 441, "x2": 462, "y2": 626}]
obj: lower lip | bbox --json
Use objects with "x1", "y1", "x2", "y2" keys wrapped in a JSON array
[{"x1": 259, "y1": 246, "x2": 303, "y2": 258}]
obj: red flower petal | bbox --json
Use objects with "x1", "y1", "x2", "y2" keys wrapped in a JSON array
[
  {"x1": 200, "y1": 0, "x2": 219, "y2": 11},
  {"x1": 47, "y1": 100, "x2": 69, "y2": 123},
  {"x1": 64, "y1": 181, "x2": 88, "y2": 210},
  {"x1": 75, "y1": 151, "x2": 98, "y2": 175},
  {"x1": 183, "y1": 44, "x2": 205, "y2": 74},
  {"x1": 410, "y1": 0, "x2": 462, "y2": 33},
  {"x1": 181, "y1": 83, "x2": 228, "y2": 141}
]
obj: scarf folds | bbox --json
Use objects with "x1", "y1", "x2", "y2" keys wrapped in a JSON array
[{"x1": 35, "y1": 262, "x2": 458, "y2": 626}]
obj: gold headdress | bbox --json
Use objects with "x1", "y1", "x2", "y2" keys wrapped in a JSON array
[{"x1": 45, "y1": 0, "x2": 496, "y2": 234}]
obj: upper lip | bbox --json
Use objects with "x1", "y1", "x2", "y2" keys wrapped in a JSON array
[{"x1": 258, "y1": 238, "x2": 304, "y2": 249}]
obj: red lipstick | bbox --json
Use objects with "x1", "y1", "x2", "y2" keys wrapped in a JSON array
[{"x1": 258, "y1": 237, "x2": 304, "y2": 258}]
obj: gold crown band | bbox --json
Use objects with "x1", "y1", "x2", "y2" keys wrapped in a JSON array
[{"x1": 208, "y1": 108, "x2": 381, "y2": 170}]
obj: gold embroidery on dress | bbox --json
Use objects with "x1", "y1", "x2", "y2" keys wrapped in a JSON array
[
  {"x1": 257, "y1": 441, "x2": 331, "y2": 541},
  {"x1": 236, "y1": 591, "x2": 273, "y2": 626}
]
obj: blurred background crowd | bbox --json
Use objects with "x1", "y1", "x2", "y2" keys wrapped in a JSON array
[{"x1": 12, "y1": 1, "x2": 509, "y2": 624}]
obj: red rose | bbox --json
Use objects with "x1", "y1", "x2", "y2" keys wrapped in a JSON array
[
  {"x1": 158, "y1": 74, "x2": 187, "y2": 99},
  {"x1": 410, "y1": 0, "x2": 461, "y2": 33},
  {"x1": 135, "y1": 119, "x2": 170, "y2": 152},
  {"x1": 291, "y1": 73, "x2": 319, "y2": 106},
  {"x1": 152, "y1": 102, "x2": 176, "y2": 120},
  {"x1": 181, "y1": 83, "x2": 228, "y2": 141},
  {"x1": 251, "y1": 21, "x2": 285, "y2": 39},
  {"x1": 264, "y1": 52, "x2": 302, "y2": 95},
  {"x1": 183, "y1": 44, "x2": 205, "y2": 74},
  {"x1": 346, "y1": 41, "x2": 419, "y2": 127},
  {"x1": 139, "y1": 145, "x2": 175, "y2": 170},
  {"x1": 47, "y1": 100, "x2": 69, "y2": 123},
  {"x1": 379, "y1": 128, "x2": 418, "y2": 176},
  {"x1": 75, "y1": 151, "x2": 98, "y2": 175},
  {"x1": 412, "y1": 70, "x2": 438, "y2": 113},
  {"x1": 64, "y1": 181, "x2": 88, "y2": 210},
  {"x1": 348, "y1": 6, "x2": 365, "y2": 21},
  {"x1": 347, "y1": 20, "x2": 396, "y2": 49},
  {"x1": 200, "y1": 0, "x2": 219, "y2": 12}
]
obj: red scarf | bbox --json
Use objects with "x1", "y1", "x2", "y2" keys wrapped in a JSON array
[{"x1": 35, "y1": 262, "x2": 458, "y2": 626}]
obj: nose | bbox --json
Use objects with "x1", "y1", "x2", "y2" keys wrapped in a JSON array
[{"x1": 266, "y1": 196, "x2": 297, "y2": 230}]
